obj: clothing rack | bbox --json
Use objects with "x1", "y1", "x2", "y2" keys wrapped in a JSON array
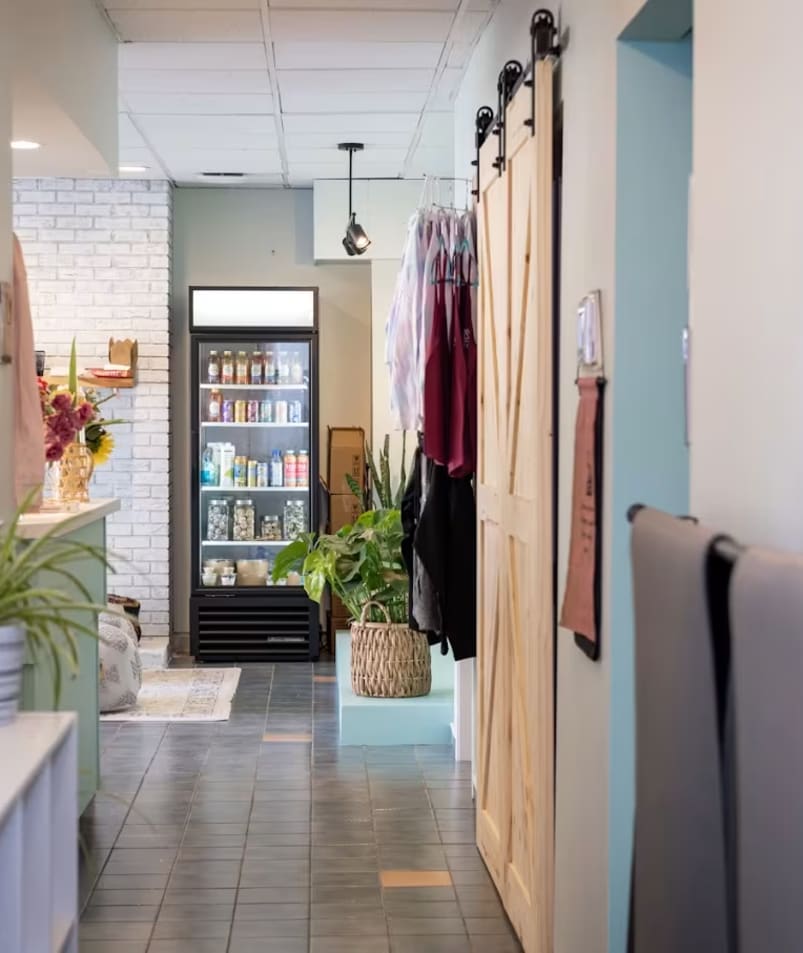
[{"x1": 627, "y1": 503, "x2": 745, "y2": 567}]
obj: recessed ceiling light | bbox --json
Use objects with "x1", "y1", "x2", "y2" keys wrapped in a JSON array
[
  {"x1": 11, "y1": 140, "x2": 41, "y2": 151},
  {"x1": 119, "y1": 164, "x2": 149, "y2": 173}
]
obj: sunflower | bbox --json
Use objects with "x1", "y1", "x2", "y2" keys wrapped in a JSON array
[{"x1": 91, "y1": 430, "x2": 115, "y2": 465}]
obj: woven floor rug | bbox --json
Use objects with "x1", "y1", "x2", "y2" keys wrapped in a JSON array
[{"x1": 100, "y1": 668, "x2": 241, "y2": 722}]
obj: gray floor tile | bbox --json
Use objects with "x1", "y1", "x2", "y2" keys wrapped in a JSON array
[{"x1": 79, "y1": 662, "x2": 522, "y2": 953}]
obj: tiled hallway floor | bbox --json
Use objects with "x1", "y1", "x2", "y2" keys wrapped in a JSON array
[{"x1": 78, "y1": 661, "x2": 522, "y2": 953}]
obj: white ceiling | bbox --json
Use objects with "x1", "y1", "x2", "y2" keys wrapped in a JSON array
[{"x1": 104, "y1": 0, "x2": 498, "y2": 187}]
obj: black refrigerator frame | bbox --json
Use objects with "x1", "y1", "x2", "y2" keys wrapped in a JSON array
[{"x1": 189, "y1": 285, "x2": 320, "y2": 662}]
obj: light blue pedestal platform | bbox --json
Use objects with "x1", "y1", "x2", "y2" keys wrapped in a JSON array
[{"x1": 336, "y1": 631, "x2": 454, "y2": 746}]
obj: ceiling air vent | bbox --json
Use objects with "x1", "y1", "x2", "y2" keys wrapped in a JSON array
[{"x1": 200, "y1": 172, "x2": 246, "y2": 178}]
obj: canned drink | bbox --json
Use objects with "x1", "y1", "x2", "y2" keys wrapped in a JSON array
[
  {"x1": 289, "y1": 400, "x2": 303, "y2": 423},
  {"x1": 259, "y1": 399, "x2": 273, "y2": 423},
  {"x1": 234, "y1": 456, "x2": 248, "y2": 487},
  {"x1": 274, "y1": 400, "x2": 288, "y2": 424},
  {"x1": 247, "y1": 400, "x2": 259, "y2": 424},
  {"x1": 234, "y1": 399, "x2": 247, "y2": 423},
  {"x1": 296, "y1": 450, "x2": 309, "y2": 488},
  {"x1": 222, "y1": 399, "x2": 235, "y2": 423},
  {"x1": 284, "y1": 451, "x2": 297, "y2": 488},
  {"x1": 256, "y1": 461, "x2": 269, "y2": 488},
  {"x1": 247, "y1": 460, "x2": 258, "y2": 488}
]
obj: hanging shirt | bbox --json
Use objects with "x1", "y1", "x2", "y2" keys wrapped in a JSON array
[
  {"x1": 386, "y1": 213, "x2": 424, "y2": 431},
  {"x1": 447, "y1": 237, "x2": 478, "y2": 478}
]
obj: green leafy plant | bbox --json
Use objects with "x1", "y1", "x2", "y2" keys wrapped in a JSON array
[
  {"x1": 0, "y1": 489, "x2": 114, "y2": 703},
  {"x1": 272, "y1": 508, "x2": 408, "y2": 623},
  {"x1": 346, "y1": 432, "x2": 408, "y2": 512}
]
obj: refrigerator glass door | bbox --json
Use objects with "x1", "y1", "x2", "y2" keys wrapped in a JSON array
[{"x1": 198, "y1": 339, "x2": 311, "y2": 591}]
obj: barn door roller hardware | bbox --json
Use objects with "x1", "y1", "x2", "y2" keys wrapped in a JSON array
[
  {"x1": 524, "y1": 9, "x2": 561, "y2": 132},
  {"x1": 492, "y1": 60, "x2": 524, "y2": 176},
  {"x1": 471, "y1": 106, "x2": 495, "y2": 200}
]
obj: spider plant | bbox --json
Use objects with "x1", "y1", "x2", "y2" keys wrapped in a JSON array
[
  {"x1": 346, "y1": 432, "x2": 408, "y2": 512},
  {"x1": 0, "y1": 489, "x2": 114, "y2": 704}
]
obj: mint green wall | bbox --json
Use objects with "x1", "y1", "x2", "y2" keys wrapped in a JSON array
[
  {"x1": 609, "y1": 37, "x2": 692, "y2": 953},
  {"x1": 22, "y1": 520, "x2": 105, "y2": 813}
]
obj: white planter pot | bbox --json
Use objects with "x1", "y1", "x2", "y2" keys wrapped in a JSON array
[{"x1": 0, "y1": 624, "x2": 25, "y2": 725}]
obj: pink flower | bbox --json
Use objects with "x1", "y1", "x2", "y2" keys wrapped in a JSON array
[
  {"x1": 76, "y1": 401, "x2": 94, "y2": 426},
  {"x1": 45, "y1": 441, "x2": 64, "y2": 462},
  {"x1": 51, "y1": 392, "x2": 72, "y2": 412}
]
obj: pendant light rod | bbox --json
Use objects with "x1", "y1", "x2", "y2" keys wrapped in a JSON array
[
  {"x1": 338, "y1": 142, "x2": 364, "y2": 217},
  {"x1": 338, "y1": 142, "x2": 371, "y2": 257}
]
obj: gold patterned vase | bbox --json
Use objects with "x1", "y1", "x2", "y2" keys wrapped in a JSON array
[{"x1": 58, "y1": 434, "x2": 94, "y2": 505}]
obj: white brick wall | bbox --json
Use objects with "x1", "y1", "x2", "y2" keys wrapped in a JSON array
[{"x1": 14, "y1": 178, "x2": 173, "y2": 640}]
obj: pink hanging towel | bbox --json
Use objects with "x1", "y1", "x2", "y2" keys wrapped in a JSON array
[
  {"x1": 12, "y1": 234, "x2": 45, "y2": 509},
  {"x1": 447, "y1": 249, "x2": 477, "y2": 479}
]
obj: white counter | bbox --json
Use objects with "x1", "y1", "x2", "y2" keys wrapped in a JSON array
[{"x1": 16, "y1": 498, "x2": 121, "y2": 540}]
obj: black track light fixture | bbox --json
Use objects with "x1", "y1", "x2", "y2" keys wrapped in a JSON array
[{"x1": 338, "y1": 142, "x2": 371, "y2": 256}]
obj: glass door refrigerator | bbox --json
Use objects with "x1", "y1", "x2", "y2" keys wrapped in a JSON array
[{"x1": 189, "y1": 287, "x2": 319, "y2": 661}]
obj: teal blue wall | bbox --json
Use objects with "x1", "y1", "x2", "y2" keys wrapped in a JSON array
[{"x1": 609, "y1": 37, "x2": 692, "y2": 953}]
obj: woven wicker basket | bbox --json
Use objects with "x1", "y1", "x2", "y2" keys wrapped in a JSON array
[{"x1": 350, "y1": 602, "x2": 432, "y2": 698}]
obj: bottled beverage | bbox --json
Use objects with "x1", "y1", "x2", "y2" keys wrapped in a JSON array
[
  {"x1": 290, "y1": 352, "x2": 304, "y2": 385},
  {"x1": 234, "y1": 456, "x2": 248, "y2": 488},
  {"x1": 208, "y1": 388, "x2": 222, "y2": 422},
  {"x1": 259, "y1": 400, "x2": 273, "y2": 423},
  {"x1": 247, "y1": 460, "x2": 258, "y2": 488},
  {"x1": 278, "y1": 352, "x2": 290, "y2": 384},
  {"x1": 220, "y1": 445, "x2": 235, "y2": 487},
  {"x1": 201, "y1": 446, "x2": 218, "y2": 486},
  {"x1": 247, "y1": 400, "x2": 259, "y2": 423},
  {"x1": 274, "y1": 400, "x2": 288, "y2": 424},
  {"x1": 289, "y1": 400, "x2": 303, "y2": 423},
  {"x1": 222, "y1": 399, "x2": 235, "y2": 423},
  {"x1": 284, "y1": 450, "x2": 297, "y2": 488},
  {"x1": 270, "y1": 450, "x2": 284, "y2": 487},
  {"x1": 250, "y1": 351, "x2": 264, "y2": 385},
  {"x1": 256, "y1": 461, "x2": 269, "y2": 488},
  {"x1": 234, "y1": 400, "x2": 247, "y2": 423},
  {"x1": 208, "y1": 350, "x2": 221, "y2": 384},
  {"x1": 236, "y1": 351, "x2": 249, "y2": 385},
  {"x1": 296, "y1": 450, "x2": 309, "y2": 488},
  {"x1": 264, "y1": 351, "x2": 276, "y2": 384},
  {"x1": 221, "y1": 351, "x2": 234, "y2": 384}
]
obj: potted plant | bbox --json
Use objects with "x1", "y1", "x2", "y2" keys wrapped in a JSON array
[
  {"x1": 0, "y1": 491, "x2": 112, "y2": 724},
  {"x1": 273, "y1": 508, "x2": 431, "y2": 698}
]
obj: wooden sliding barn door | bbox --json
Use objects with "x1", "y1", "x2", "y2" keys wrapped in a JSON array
[{"x1": 476, "y1": 60, "x2": 555, "y2": 953}]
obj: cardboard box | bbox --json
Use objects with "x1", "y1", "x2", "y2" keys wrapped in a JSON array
[
  {"x1": 329, "y1": 492, "x2": 362, "y2": 532},
  {"x1": 328, "y1": 427, "x2": 366, "y2": 495}
]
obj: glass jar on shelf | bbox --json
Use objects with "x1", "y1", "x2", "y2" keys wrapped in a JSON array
[
  {"x1": 261, "y1": 514, "x2": 282, "y2": 541},
  {"x1": 207, "y1": 497, "x2": 231, "y2": 541},
  {"x1": 283, "y1": 500, "x2": 307, "y2": 541},
  {"x1": 233, "y1": 498, "x2": 256, "y2": 540}
]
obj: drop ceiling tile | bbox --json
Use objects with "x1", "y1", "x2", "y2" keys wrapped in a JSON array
[
  {"x1": 120, "y1": 69, "x2": 271, "y2": 95},
  {"x1": 276, "y1": 69, "x2": 434, "y2": 95},
  {"x1": 452, "y1": 10, "x2": 488, "y2": 46},
  {"x1": 179, "y1": 175, "x2": 285, "y2": 187},
  {"x1": 286, "y1": 146, "x2": 408, "y2": 165},
  {"x1": 272, "y1": 0, "x2": 457, "y2": 7},
  {"x1": 274, "y1": 42, "x2": 443, "y2": 70},
  {"x1": 138, "y1": 114, "x2": 276, "y2": 150},
  {"x1": 107, "y1": 0, "x2": 259, "y2": 8},
  {"x1": 288, "y1": 160, "x2": 403, "y2": 181},
  {"x1": 283, "y1": 112, "x2": 420, "y2": 135},
  {"x1": 109, "y1": 10, "x2": 263, "y2": 42},
  {"x1": 161, "y1": 148, "x2": 282, "y2": 176},
  {"x1": 125, "y1": 92, "x2": 274, "y2": 115},
  {"x1": 119, "y1": 42, "x2": 267, "y2": 71},
  {"x1": 119, "y1": 112, "x2": 146, "y2": 149},
  {"x1": 281, "y1": 89, "x2": 427, "y2": 115},
  {"x1": 284, "y1": 130, "x2": 412, "y2": 149},
  {"x1": 270, "y1": 11, "x2": 453, "y2": 44}
]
